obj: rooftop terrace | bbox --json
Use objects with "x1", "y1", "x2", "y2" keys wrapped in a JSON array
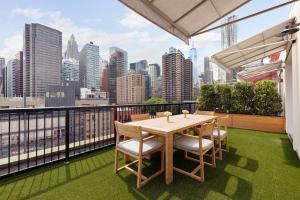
[{"x1": 1, "y1": 128, "x2": 300, "y2": 200}]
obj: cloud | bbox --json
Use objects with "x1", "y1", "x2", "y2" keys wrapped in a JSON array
[
  {"x1": 1, "y1": 8, "x2": 171, "y2": 64},
  {"x1": 120, "y1": 11, "x2": 152, "y2": 28},
  {"x1": 11, "y1": 8, "x2": 48, "y2": 19},
  {"x1": 0, "y1": 32, "x2": 23, "y2": 60}
]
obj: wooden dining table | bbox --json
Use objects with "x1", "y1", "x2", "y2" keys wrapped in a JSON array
[{"x1": 126, "y1": 114, "x2": 217, "y2": 184}]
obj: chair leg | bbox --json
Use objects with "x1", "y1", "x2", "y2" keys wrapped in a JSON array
[
  {"x1": 199, "y1": 153, "x2": 204, "y2": 182},
  {"x1": 211, "y1": 146, "x2": 216, "y2": 168},
  {"x1": 137, "y1": 156, "x2": 143, "y2": 189},
  {"x1": 114, "y1": 149, "x2": 119, "y2": 173},
  {"x1": 218, "y1": 138, "x2": 222, "y2": 160},
  {"x1": 225, "y1": 136, "x2": 229, "y2": 152}
]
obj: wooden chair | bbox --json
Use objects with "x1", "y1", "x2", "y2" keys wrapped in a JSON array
[
  {"x1": 156, "y1": 112, "x2": 165, "y2": 118},
  {"x1": 130, "y1": 113, "x2": 151, "y2": 138},
  {"x1": 194, "y1": 110, "x2": 215, "y2": 116},
  {"x1": 173, "y1": 122, "x2": 216, "y2": 182},
  {"x1": 214, "y1": 115, "x2": 229, "y2": 160},
  {"x1": 131, "y1": 113, "x2": 150, "y2": 121},
  {"x1": 114, "y1": 121, "x2": 164, "y2": 188}
]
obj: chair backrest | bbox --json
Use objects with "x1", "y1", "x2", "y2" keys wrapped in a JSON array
[
  {"x1": 194, "y1": 110, "x2": 215, "y2": 116},
  {"x1": 156, "y1": 112, "x2": 165, "y2": 118},
  {"x1": 199, "y1": 121, "x2": 215, "y2": 139},
  {"x1": 217, "y1": 115, "x2": 230, "y2": 128},
  {"x1": 115, "y1": 121, "x2": 142, "y2": 139},
  {"x1": 131, "y1": 113, "x2": 150, "y2": 121}
]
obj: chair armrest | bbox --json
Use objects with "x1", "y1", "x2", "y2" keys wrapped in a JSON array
[{"x1": 142, "y1": 135, "x2": 158, "y2": 142}]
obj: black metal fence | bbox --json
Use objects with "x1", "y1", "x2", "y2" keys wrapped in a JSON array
[{"x1": 0, "y1": 102, "x2": 197, "y2": 178}]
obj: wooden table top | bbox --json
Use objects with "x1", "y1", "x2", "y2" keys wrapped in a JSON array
[{"x1": 127, "y1": 114, "x2": 217, "y2": 135}]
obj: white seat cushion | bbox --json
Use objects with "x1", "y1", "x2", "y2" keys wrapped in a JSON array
[
  {"x1": 142, "y1": 131, "x2": 151, "y2": 138},
  {"x1": 174, "y1": 136, "x2": 213, "y2": 152},
  {"x1": 118, "y1": 139, "x2": 162, "y2": 156},
  {"x1": 213, "y1": 129, "x2": 227, "y2": 139}
]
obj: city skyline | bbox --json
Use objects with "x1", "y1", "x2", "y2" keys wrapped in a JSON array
[{"x1": 0, "y1": 0, "x2": 290, "y2": 67}]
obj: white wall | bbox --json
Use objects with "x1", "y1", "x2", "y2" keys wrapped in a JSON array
[{"x1": 286, "y1": 2, "x2": 300, "y2": 158}]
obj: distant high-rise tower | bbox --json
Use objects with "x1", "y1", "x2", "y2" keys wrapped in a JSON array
[
  {"x1": 204, "y1": 57, "x2": 213, "y2": 84},
  {"x1": 108, "y1": 47, "x2": 128, "y2": 104},
  {"x1": 189, "y1": 41, "x2": 198, "y2": 84},
  {"x1": 100, "y1": 61, "x2": 109, "y2": 92},
  {"x1": 162, "y1": 47, "x2": 193, "y2": 102},
  {"x1": 79, "y1": 42, "x2": 100, "y2": 89},
  {"x1": 117, "y1": 72, "x2": 145, "y2": 104},
  {"x1": 23, "y1": 23, "x2": 62, "y2": 97},
  {"x1": 219, "y1": 15, "x2": 237, "y2": 83},
  {"x1": 15, "y1": 51, "x2": 23, "y2": 97},
  {"x1": 130, "y1": 60, "x2": 151, "y2": 99},
  {"x1": 109, "y1": 47, "x2": 128, "y2": 76},
  {"x1": 64, "y1": 34, "x2": 79, "y2": 60},
  {"x1": 0, "y1": 57, "x2": 5, "y2": 96},
  {"x1": 147, "y1": 63, "x2": 161, "y2": 98},
  {"x1": 3, "y1": 59, "x2": 17, "y2": 97},
  {"x1": 62, "y1": 58, "x2": 79, "y2": 81}
]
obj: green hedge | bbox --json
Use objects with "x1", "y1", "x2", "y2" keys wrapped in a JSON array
[
  {"x1": 197, "y1": 80, "x2": 282, "y2": 116},
  {"x1": 254, "y1": 80, "x2": 282, "y2": 116},
  {"x1": 198, "y1": 84, "x2": 216, "y2": 111}
]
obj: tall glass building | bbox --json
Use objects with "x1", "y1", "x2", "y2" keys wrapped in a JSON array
[
  {"x1": 79, "y1": 42, "x2": 100, "y2": 89},
  {"x1": 189, "y1": 41, "x2": 199, "y2": 84},
  {"x1": 62, "y1": 58, "x2": 79, "y2": 81}
]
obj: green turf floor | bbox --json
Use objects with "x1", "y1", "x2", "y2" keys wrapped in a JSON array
[{"x1": 1, "y1": 128, "x2": 300, "y2": 200}]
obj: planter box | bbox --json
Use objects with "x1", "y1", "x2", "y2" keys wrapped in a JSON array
[{"x1": 213, "y1": 113, "x2": 285, "y2": 133}]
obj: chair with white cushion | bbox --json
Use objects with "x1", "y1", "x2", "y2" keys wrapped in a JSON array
[
  {"x1": 114, "y1": 121, "x2": 164, "y2": 188},
  {"x1": 214, "y1": 115, "x2": 229, "y2": 160},
  {"x1": 173, "y1": 122, "x2": 216, "y2": 182},
  {"x1": 130, "y1": 113, "x2": 152, "y2": 138}
]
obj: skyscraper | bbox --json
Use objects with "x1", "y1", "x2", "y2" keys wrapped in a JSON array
[
  {"x1": 64, "y1": 34, "x2": 79, "y2": 60},
  {"x1": 79, "y1": 42, "x2": 100, "y2": 89},
  {"x1": 189, "y1": 41, "x2": 199, "y2": 84},
  {"x1": 3, "y1": 59, "x2": 17, "y2": 97},
  {"x1": 116, "y1": 72, "x2": 145, "y2": 104},
  {"x1": 15, "y1": 51, "x2": 23, "y2": 97},
  {"x1": 130, "y1": 60, "x2": 151, "y2": 99},
  {"x1": 109, "y1": 47, "x2": 128, "y2": 76},
  {"x1": 100, "y1": 63, "x2": 109, "y2": 92},
  {"x1": 204, "y1": 56, "x2": 213, "y2": 84},
  {"x1": 183, "y1": 58, "x2": 193, "y2": 100},
  {"x1": 108, "y1": 47, "x2": 128, "y2": 104},
  {"x1": 23, "y1": 23, "x2": 62, "y2": 97},
  {"x1": 0, "y1": 57, "x2": 5, "y2": 96},
  {"x1": 62, "y1": 58, "x2": 79, "y2": 81},
  {"x1": 147, "y1": 63, "x2": 161, "y2": 98},
  {"x1": 130, "y1": 60, "x2": 147, "y2": 72},
  {"x1": 162, "y1": 47, "x2": 193, "y2": 102},
  {"x1": 219, "y1": 15, "x2": 237, "y2": 83}
]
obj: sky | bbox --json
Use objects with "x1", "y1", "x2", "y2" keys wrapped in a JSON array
[{"x1": 0, "y1": 0, "x2": 291, "y2": 76}]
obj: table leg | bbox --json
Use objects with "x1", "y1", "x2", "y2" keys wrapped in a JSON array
[{"x1": 165, "y1": 133, "x2": 173, "y2": 184}]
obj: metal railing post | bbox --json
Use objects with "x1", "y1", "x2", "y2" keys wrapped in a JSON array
[{"x1": 65, "y1": 110, "x2": 70, "y2": 164}]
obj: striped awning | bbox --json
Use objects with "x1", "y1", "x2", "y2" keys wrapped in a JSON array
[
  {"x1": 237, "y1": 61, "x2": 282, "y2": 82},
  {"x1": 211, "y1": 18, "x2": 295, "y2": 72}
]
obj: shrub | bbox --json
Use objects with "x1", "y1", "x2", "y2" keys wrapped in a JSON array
[
  {"x1": 198, "y1": 84, "x2": 216, "y2": 111},
  {"x1": 215, "y1": 84, "x2": 231, "y2": 113},
  {"x1": 230, "y1": 82, "x2": 255, "y2": 114},
  {"x1": 254, "y1": 80, "x2": 282, "y2": 116},
  {"x1": 145, "y1": 98, "x2": 167, "y2": 104}
]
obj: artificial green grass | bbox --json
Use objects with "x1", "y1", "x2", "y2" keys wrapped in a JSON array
[{"x1": 1, "y1": 128, "x2": 300, "y2": 200}]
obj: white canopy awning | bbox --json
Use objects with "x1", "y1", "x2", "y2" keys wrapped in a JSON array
[
  {"x1": 119, "y1": 0, "x2": 250, "y2": 44},
  {"x1": 211, "y1": 18, "x2": 295, "y2": 72},
  {"x1": 237, "y1": 61, "x2": 282, "y2": 82}
]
